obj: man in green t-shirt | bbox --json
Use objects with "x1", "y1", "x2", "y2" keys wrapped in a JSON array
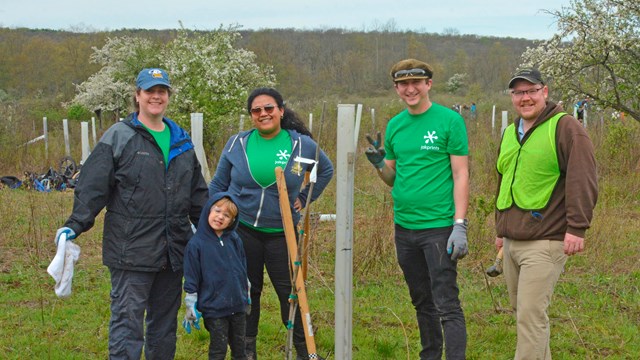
[{"x1": 364, "y1": 58, "x2": 469, "y2": 360}]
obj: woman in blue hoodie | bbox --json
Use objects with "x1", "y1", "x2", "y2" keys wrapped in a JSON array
[
  {"x1": 183, "y1": 192, "x2": 250, "y2": 359},
  {"x1": 209, "y1": 88, "x2": 333, "y2": 359}
]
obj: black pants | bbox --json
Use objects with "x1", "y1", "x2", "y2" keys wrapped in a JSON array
[
  {"x1": 394, "y1": 224, "x2": 467, "y2": 360},
  {"x1": 204, "y1": 313, "x2": 247, "y2": 360},
  {"x1": 108, "y1": 267, "x2": 182, "y2": 360},
  {"x1": 237, "y1": 224, "x2": 306, "y2": 344}
]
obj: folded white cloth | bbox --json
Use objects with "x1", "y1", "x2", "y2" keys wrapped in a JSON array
[
  {"x1": 47, "y1": 234, "x2": 81, "y2": 298},
  {"x1": 293, "y1": 156, "x2": 318, "y2": 182}
]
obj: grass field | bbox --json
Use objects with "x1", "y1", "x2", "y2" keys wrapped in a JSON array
[{"x1": 0, "y1": 105, "x2": 639, "y2": 359}]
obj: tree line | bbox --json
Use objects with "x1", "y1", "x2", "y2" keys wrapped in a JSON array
[
  {"x1": 1, "y1": 0, "x2": 637, "y2": 127},
  {"x1": 0, "y1": 27, "x2": 531, "y2": 112}
]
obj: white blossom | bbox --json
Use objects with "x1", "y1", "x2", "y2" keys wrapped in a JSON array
[
  {"x1": 521, "y1": 0, "x2": 639, "y2": 122},
  {"x1": 68, "y1": 26, "x2": 276, "y2": 133}
]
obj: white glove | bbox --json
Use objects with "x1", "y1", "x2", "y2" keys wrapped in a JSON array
[{"x1": 182, "y1": 292, "x2": 201, "y2": 334}]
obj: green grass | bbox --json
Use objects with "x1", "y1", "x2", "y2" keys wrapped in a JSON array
[{"x1": 1, "y1": 108, "x2": 639, "y2": 359}]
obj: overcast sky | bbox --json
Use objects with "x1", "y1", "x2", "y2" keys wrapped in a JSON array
[{"x1": 1, "y1": 0, "x2": 572, "y2": 40}]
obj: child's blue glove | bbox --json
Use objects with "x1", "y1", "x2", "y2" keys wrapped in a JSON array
[
  {"x1": 182, "y1": 292, "x2": 201, "y2": 334},
  {"x1": 246, "y1": 279, "x2": 252, "y2": 315}
]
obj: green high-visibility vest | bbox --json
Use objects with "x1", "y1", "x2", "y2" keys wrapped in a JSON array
[{"x1": 496, "y1": 113, "x2": 565, "y2": 211}]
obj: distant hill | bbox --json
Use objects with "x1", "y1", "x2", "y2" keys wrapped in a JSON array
[{"x1": 0, "y1": 27, "x2": 535, "y2": 104}]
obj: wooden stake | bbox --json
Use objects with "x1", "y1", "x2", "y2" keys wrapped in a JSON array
[{"x1": 276, "y1": 167, "x2": 318, "y2": 359}]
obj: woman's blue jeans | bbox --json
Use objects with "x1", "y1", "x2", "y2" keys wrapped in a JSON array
[{"x1": 394, "y1": 224, "x2": 467, "y2": 360}]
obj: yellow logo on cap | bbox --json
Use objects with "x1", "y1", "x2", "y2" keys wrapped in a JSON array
[{"x1": 150, "y1": 69, "x2": 163, "y2": 78}]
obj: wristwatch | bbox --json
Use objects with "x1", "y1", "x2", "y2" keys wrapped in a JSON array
[{"x1": 454, "y1": 218, "x2": 469, "y2": 226}]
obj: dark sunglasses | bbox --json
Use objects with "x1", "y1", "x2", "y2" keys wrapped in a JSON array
[
  {"x1": 250, "y1": 104, "x2": 277, "y2": 115},
  {"x1": 393, "y1": 68, "x2": 432, "y2": 79}
]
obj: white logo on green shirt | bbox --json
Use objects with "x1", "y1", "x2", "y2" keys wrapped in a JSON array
[
  {"x1": 277, "y1": 150, "x2": 290, "y2": 160},
  {"x1": 424, "y1": 131, "x2": 438, "y2": 143},
  {"x1": 275, "y1": 149, "x2": 290, "y2": 166},
  {"x1": 421, "y1": 131, "x2": 440, "y2": 150}
]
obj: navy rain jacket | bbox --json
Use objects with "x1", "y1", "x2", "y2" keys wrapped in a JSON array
[
  {"x1": 183, "y1": 192, "x2": 250, "y2": 319},
  {"x1": 64, "y1": 112, "x2": 208, "y2": 272}
]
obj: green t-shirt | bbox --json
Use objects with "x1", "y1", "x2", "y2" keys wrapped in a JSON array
[
  {"x1": 142, "y1": 121, "x2": 171, "y2": 168},
  {"x1": 244, "y1": 129, "x2": 292, "y2": 233},
  {"x1": 246, "y1": 129, "x2": 292, "y2": 187},
  {"x1": 385, "y1": 102, "x2": 468, "y2": 229}
]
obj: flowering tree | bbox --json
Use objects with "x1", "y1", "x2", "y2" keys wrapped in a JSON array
[
  {"x1": 165, "y1": 25, "x2": 275, "y2": 152},
  {"x1": 520, "y1": 0, "x2": 639, "y2": 122},
  {"x1": 69, "y1": 67, "x2": 131, "y2": 125},
  {"x1": 164, "y1": 25, "x2": 275, "y2": 124},
  {"x1": 68, "y1": 36, "x2": 160, "y2": 125},
  {"x1": 68, "y1": 26, "x2": 275, "y2": 139},
  {"x1": 446, "y1": 73, "x2": 468, "y2": 94}
]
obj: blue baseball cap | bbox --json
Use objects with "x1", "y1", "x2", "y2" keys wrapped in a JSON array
[{"x1": 136, "y1": 68, "x2": 171, "y2": 90}]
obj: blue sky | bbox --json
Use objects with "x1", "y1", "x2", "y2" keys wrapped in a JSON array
[{"x1": 1, "y1": 0, "x2": 572, "y2": 40}]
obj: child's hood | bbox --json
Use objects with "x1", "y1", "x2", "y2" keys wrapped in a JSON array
[{"x1": 196, "y1": 191, "x2": 241, "y2": 237}]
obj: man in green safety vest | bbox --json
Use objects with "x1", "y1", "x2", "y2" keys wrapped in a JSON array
[{"x1": 495, "y1": 68, "x2": 598, "y2": 360}]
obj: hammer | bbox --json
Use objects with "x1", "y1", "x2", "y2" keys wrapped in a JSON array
[{"x1": 486, "y1": 247, "x2": 504, "y2": 277}]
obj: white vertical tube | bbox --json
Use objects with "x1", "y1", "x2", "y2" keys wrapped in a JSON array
[
  {"x1": 81, "y1": 122, "x2": 90, "y2": 164},
  {"x1": 501, "y1": 111, "x2": 509, "y2": 135},
  {"x1": 335, "y1": 104, "x2": 355, "y2": 360},
  {"x1": 371, "y1": 108, "x2": 376, "y2": 131},
  {"x1": 308, "y1": 113, "x2": 313, "y2": 134},
  {"x1": 354, "y1": 104, "x2": 363, "y2": 147},
  {"x1": 190, "y1": 113, "x2": 211, "y2": 183},
  {"x1": 491, "y1": 105, "x2": 496, "y2": 134},
  {"x1": 43, "y1": 117, "x2": 49, "y2": 160},
  {"x1": 63, "y1": 119, "x2": 70, "y2": 157},
  {"x1": 91, "y1": 117, "x2": 97, "y2": 148},
  {"x1": 583, "y1": 108, "x2": 588, "y2": 128}
]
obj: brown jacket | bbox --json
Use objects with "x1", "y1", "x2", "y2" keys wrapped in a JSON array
[{"x1": 495, "y1": 102, "x2": 598, "y2": 240}]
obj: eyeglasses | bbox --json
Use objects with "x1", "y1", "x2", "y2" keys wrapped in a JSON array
[
  {"x1": 250, "y1": 104, "x2": 276, "y2": 115},
  {"x1": 511, "y1": 87, "x2": 543, "y2": 99},
  {"x1": 393, "y1": 68, "x2": 432, "y2": 80}
]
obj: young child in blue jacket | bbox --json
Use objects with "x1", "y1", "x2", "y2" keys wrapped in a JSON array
[{"x1": 183, "y1": 192, "x2": 250, "y2": 360}]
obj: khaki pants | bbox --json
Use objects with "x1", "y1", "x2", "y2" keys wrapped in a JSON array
[{"x1": 503, "y1": 238, "x2": 567, "y2": 360}]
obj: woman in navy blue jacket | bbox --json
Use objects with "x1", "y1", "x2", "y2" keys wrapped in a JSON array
[
  {"x1": 56, "y1": 68, "x2": 208, "y2": 359},
  {"x1": 209, "y1": 88, "x2": 333, "y2": 359}
]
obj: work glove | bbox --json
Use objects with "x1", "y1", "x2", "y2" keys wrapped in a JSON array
[
  {"x1": 182, "y1": 292, "x2": 201, "y2": 334},
  {"x1": 55, "y1": 227, "x2": 76, "y2": 245},
  {"x1": 365, "y1": 132, "x2": 386, "y2": 169},
  {"x1": 447, "y1": 222, "x2": 468, "y2": 261},
  {"x1": 246, "y1": 279, "x2": 252, "y2": 315}
]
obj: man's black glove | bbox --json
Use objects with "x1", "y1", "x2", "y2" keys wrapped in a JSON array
[{"x1": 365, "y1": 132, "x2": 386, "y2": 169}]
